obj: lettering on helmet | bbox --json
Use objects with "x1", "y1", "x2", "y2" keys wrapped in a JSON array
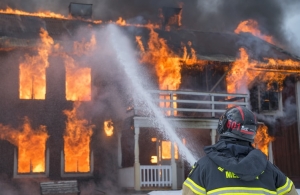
[
  {"x1": 226, "y1": 120, "x2": 241, "y2": 131},
  {"x1": 240, "y1": 125, "x2": 255, "y2": 135}
]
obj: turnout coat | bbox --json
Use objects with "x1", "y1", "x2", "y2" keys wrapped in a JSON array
[{"x1": 182, "y1": 139, "x2": 297, "y2": 195}]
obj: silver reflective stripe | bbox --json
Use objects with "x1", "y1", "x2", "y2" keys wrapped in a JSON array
[
  {"x1": 183, "y1": 178, "x2": 206, "y2": 195},
  {"x1": 207, "y1": 187, "x2": 277, "y2": 195},
  {"x1": 277, "y1": 178, "x2": 293, "y2": 195}
]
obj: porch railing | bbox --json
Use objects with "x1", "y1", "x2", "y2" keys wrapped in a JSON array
[
  {"x1": 134, "y1": 90, "x2": 249, "y2": 118},
  {"x1": 140, "y1": 165, "x2": 172, "y2": 187}
]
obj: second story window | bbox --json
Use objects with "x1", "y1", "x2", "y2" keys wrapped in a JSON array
[{"x1": 250, "y1": 82, "x2": 281, "y2": 114}]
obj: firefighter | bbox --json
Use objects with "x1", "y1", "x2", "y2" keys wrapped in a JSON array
[{"x1": 182, "y1": 106, "x2": 298, "y2": 195}]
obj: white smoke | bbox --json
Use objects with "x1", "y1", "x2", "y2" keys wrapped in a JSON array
[{"x1": 282, "y1": 1, "x2": 300, "y2": 55}]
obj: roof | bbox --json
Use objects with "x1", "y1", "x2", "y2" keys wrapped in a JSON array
[{"x1": 0, "y1": 12, "x2": 299, "y2": 64}]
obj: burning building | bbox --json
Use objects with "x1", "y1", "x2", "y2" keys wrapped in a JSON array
[{"x1": 0, "y1": 3, "x2": 299, "y2": 194}]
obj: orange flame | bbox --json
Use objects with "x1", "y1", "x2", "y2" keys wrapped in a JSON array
[
  {"x1": 64, "y1": 35, "x2": 96, "y2": 101},
  {"x1": 0, "y1": 117, "x2": 48, "y2": 173},
  {"x1": 0, "y1": 7, "x2": 68, "y2": 19},
  {"x1": 139, "y1": 28, "x2": 181, "y2": 90},
  {"x1": 104, "y1": 120, "x2": 114, "y2": 136},
  {"x1": 226, "y1": 48, "x2": 255, "y2": 94},
  {"x1": 137, "y1": 29, "x2": 207, "y2": 115},
  {"x1": 136, "y1": 36, "x2": 145, "y2": 53},
  {"x1": 108, "y1": 17, "x2": 160, "y2": 29},
  {"x1": 65, "y1": 63, "x2": 91, "y2": 101},
  {"x1": 227, "y1": 48, "x2": 300, "y2": 94},
  {"x1": 0, "y1": 7, "x2": 102, "y2": 24},
  {"x1": 137, "y1": 29, "x2": 181, "y2": 115},
  {"x1": 234, "y1": 19, "x2": 274, "y2": 44},
  {"x1": 19, "y1": 28, "x2": 54, "y2": 99},
  {"x1": 63, "y1": 102, "x2": 94, "y2": 172},
  {"x1": 63, "y1": 55, "x2": 91, "y2": 101},
  {"x1": 73, "y1": 34, "x2": 97, "y2": 56},
  {"x1": 161, "y1": 141, "x2": 178, "y2": 159},
  {"x1": 116, "y1": 17, "x2": 127, "y2": 26},
  {"x1": 254, "y1": 124, "x2": 275, "y2": 156}
]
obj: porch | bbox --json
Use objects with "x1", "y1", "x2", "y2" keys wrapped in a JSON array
[{"x1": 118, "y1": 90, "x2": 249, "y2": 190}]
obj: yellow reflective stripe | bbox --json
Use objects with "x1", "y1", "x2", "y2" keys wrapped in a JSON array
[
  {"x1": 217, "y1": 193, "x2": 264, "y2": 195},
  {"x1": 277, "y1": 177, "x2": 293, "y2": 195},
  {"x1": 207, "y1": 187, "x2": 276, "y2": 195},
  {"x1": 183, "y1": 178, "x2": 206, "y2": 195}
]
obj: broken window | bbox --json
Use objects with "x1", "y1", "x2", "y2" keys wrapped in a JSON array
[{"x1": 250, "y1": 82, "x2": 281, "y2": 113}]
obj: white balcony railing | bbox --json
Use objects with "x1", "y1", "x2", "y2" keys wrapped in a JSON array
[
  {"x1": 140, "y1": 165, "x2": 172, "y2": 187},
  {"x1": 134, "y1": 90, "x2": 249, "y2": 118}
]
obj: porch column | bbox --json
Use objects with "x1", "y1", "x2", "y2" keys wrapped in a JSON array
[
  {"x1": 171, "y1": 141, "x2": 177, "y2": 190},
  {"x1": 134, "y1": 127, "x2": 141, "y2": 190},
  {"x1": 268, "y1": 142, "x2": 274, "y2": 164},
  {"x1": 211, "y1": 129, "x2": 217, "y2": 145},
  {"x1": 296, "y1": 81, "x2": 300, "y2": 151},
  {"x1": 117, "y1": 131, "x2": 122, "y2": 168}
]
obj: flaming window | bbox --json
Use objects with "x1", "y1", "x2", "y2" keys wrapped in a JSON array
[
  {"x1": 19, "y1": 28, "x2": 53, "y2": 100},
  {"x1": 66, "y1": 66, "x2": 91, "y2": 101},
  {"x1": 17, "y1": 123, "x2": 48, "y2": 174},
  {"x1": 0, "y1": 117, "x2": 49, "y2": 176},
  {"x1": 19, "y1": 65, "x2": 47, "y2": 99},
  {"x1": 161, "y1": 141, "x2": 178, "y2": 160},
  {"x1": 63, "y1": 103, "x2": 94, "y2": 173},
  {"x1": 64, "y1": 34, "x2": 95, "y2": 101}
]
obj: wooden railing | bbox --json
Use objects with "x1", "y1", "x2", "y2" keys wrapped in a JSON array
[
  {"x1": 134, "y1": 90, "x2": 249, "y2": 118},
  {"x1": 140, "y1": 165, "x2": 172, "y2": 187}
]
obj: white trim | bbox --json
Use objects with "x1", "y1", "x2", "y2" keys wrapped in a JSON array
[
  {"x1": 140, "y1": 165, "x2": 172, "y2": 187},
  {"x1": 13, "y1": 147, "x2": 49, "y2": 178}
]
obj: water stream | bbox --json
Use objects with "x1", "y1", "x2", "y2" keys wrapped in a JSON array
[{"x1": 106, "y1": 24, "x2": 197, "y2": 166}]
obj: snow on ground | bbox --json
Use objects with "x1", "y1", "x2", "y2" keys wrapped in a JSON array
[
  {"x1": 148, "y1": 190, "x2": 182, "y2": 195},
  {"x1": 149, "y1": 189, "x2": 300, "y2": 194}
]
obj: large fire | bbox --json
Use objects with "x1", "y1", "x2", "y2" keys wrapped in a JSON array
[
  {"x1": 226, "y1": 48, "x2": 255, "y2": 94},
  {"x1": 234, "y1": 19, "x2": 274, "y2": 44},
  {"x1": 227, "y1": 46, "x2": 300, "y2": 155},
  {"x1": 226, "y1": 47, "x2": 300, "y2": 94},
  {"x1": 254, "y1": 124, "x2": 275, "y2": 156},
  {"x1": 64, "y1": 54, "x2": 92, "y2": 101},
  {"x1": 64, "y1": 34, "x2": 96, "y2": 101},
  {"x1": 19, "y1": 28, "x2": 54, "y2": 99},
  {"x1": 138, "y1": 28, "x2": 181, "y2": 91},
  {"x1": 63, "y1": 102, "x2": 94, "y2": 172},
  {"x1": 137, "y1": 29, "x2": 181, "y2": 116},
  {"x1": 0, "y1": 117, "x2": 49, "y2": 173},
  {"x1": 137, "y1": 29, "x2": 206, "y2": 115}
]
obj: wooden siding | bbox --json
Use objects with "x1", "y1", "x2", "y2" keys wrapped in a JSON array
[
  {"x1": 273, "y1": 77, "x2": 300, "y2": 187},
  {"x1": 273, "y1": 123, "x2": 300, "y2": 187}
]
